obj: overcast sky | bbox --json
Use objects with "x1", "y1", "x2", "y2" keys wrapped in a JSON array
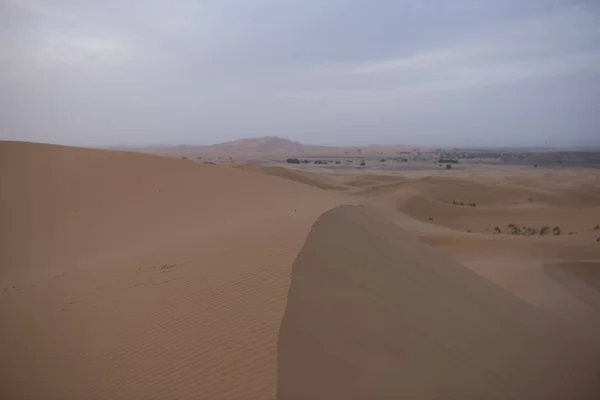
[{"x1": 1, "y1": 0, "x2": 599, "y2": 147}]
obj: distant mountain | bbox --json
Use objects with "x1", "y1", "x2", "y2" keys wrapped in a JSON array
[
  {"x1": 201, "y1": 136, "x2": 308, "y2": 155},
  {"x1": 122, "y1": 136, "x2": 421, "y2": 160}
]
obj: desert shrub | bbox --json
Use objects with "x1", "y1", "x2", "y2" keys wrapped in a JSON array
[
  {"x1": 528, "y1": 198, "x2": 534, "y2": 202},
  {"x1": 518, "y1": 226, "x2": 538, "y2": 236},
  {"x1": 593, "y1": 225, "x2": 600, "y2": 231},
  {"x1": 553, "y1": 226, "x2": 561, "y2": 235},
  {"x1": 469, "y1": 202, "x2": 476, "y2": 207},
  {"x1": 446, "y1": 164, "x2": 452, "y2": 169},
  {"x1": 596, "y1": 237, "x2": 600, "y2": 242},
  {"x1": 428, "y1": 217, "x2": 434, "y2": 221},
  {"x1": 507, "y1": 223, "x2": 521, "y2": 235},
  {"x1": 335, "y1": 161, "x2": 341, "y2": 164},
  {"x1": 286, "y1": 158, "x2": 300, "y2": 164},
  {"x1": 540, "y1": 226, "x2": 550, "y2": 236},
  {"x1": 360, "y1": 161, "x2": 366, "y2": 166},
  {"x1": 494, "y1": 226, "x2": 502, "y2": 234},
  {"x1": 380, "y1": 159, "x2": 386, "y2": 162}
]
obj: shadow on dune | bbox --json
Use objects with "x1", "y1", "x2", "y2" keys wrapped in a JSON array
[
  {"x1": 543, "y1": 262, "x2": 600, "y2": 314},
  {"x1": 277, "y1": 205, "x2": 600, "y2": 399},
  {"x1": 544, "y1": 261, "x2": 600, "y2": 292}
]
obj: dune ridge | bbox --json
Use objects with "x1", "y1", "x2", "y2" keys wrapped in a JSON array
[{"x1": 277, "y1": 205, "x2": 600, "y2": 399}]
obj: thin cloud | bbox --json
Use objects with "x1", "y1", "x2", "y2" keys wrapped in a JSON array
[
  {"x1": 32, "y1": 34, "x2": 130, "y2": 67},
  {"x1": 1, "y1": 0, "x2": 599, "y2": 147},
  {"x1": 278, "y1": 4, "x2": 600, "y2": 101}
]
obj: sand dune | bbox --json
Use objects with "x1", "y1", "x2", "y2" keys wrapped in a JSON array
[
  {"x1": 0, "y1": 142, "x2": 349, "y2": 399},
  {"x1": 277, "y1": 205, "x2": 600, "y2": 399},
  {"x1": 235, "y1": 164, "x2": 348, "y2": 191},
  {"x1": 2, "y1": 142, "x2": 600, "y2": 399},
  {"x1": 352, "y1": 174, "x2": 600, "y2": 207},
  {"x1": 398, "y1": 194, "x2": 600, "y2": 234},
  {"x1": 271, "y1": 165, "x2": 600, "y2": 356}
]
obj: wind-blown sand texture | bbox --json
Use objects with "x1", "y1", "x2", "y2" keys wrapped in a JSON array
[
  {"x1": 1, "y1": 141, "x2": 600, "y2": 399},
  {"x1": 0, "y1": 142, "x2": 348, "y2": 399}
]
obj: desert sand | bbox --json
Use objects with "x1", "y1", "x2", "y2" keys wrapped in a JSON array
[
  {"x1": 1, "y1": 140, "x2": 600, "y2": 399},
  {"x1": 278, "y1": 206, "x2": 600, "y2": 399}
]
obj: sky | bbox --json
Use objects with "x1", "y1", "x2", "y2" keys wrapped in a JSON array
[{"x1": 1, "y1": 0, "x2": 599, "y2": 147}]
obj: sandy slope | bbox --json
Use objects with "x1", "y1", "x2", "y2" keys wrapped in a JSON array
[
  {"x1": 235, "y1": 164, "x2": 348, "y2": 191},
  {"x1": 398, "y1": 194, "x2": 600, "y2": 233},
  {"x1": 2, "y1": 142, "x2": 600, "y2": 399},
  {"x1": 253, "y1": 165, "x2": 600, "y2": 352},
  {"x1": 0, "y1": 142, "x2": 350, "y2": 400},
  {"x1": 277, "y1": 206, "x2": 600, "y2": 399},
  {"x1": 342, "y1": 170, "x2": 600, "y2": 343}
]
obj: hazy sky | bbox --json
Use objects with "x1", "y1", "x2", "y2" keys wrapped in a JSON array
[{"x1": 1, "y1": 0, "x2": 599, "y2": 147}]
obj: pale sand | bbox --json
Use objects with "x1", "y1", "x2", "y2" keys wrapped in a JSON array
[
  {"x1": 235, "y1": 164, "x2": 348, "y2": 191},
  {"x1": 0, "y1": 142, "x2": 350, "y2": 399},
  {"x1": 2, "y1": 141, "x2": 600, "y2": 399}
]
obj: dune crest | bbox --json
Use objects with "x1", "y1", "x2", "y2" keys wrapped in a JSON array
[{"x1": 277, "y1": 205, "x2": 600, "y2": 399}]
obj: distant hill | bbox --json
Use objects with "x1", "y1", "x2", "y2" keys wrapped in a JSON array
[
  {"x1": 121, "y1": 136, "x2": 421, "y2": 161},
  {"x1": 200, "y1": 136, "x2": 309, "y2": 156}
]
